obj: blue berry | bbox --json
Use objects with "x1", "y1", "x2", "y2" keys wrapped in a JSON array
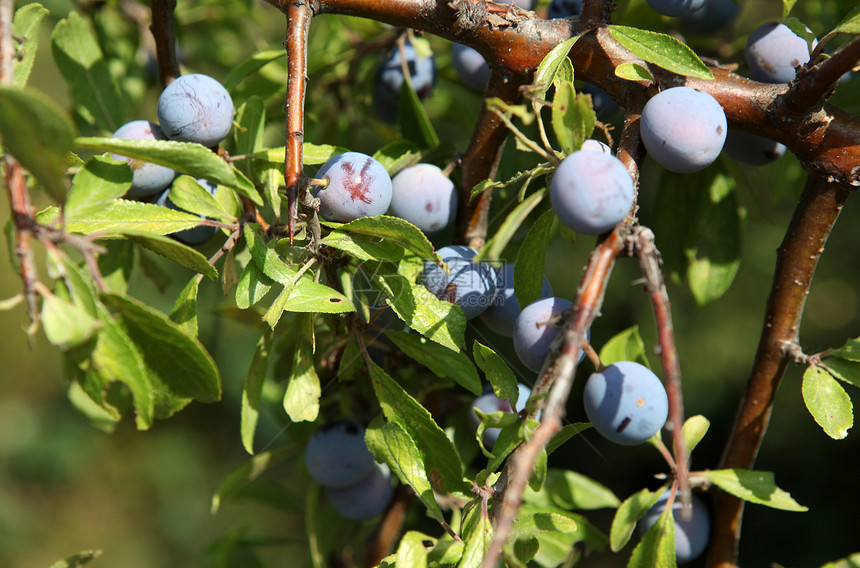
[
  {"x1": 513, "y1": 297, "x2": 588, "y2": 373},
  {"x1": 155, "y1": 178, "x2": 219, "y2": 245},
  {"x1": 580, "y1": 139, "x2": 612, "y2": 154},
  {"x1": 157, "y1": 74, "x2": 234, "y2": 147},
  {"x1": 420, "y1": 245, "x2": 497, "y2": 320},
  {"x1": 550, "y1": 151, "x2": 634, "y2": 234},
  {"x1": 111, "y1": 120, "x2": 175, "y2": 198},
  {"x1": 313, "y1": 152, "x2": 392, "y2": 222},
  {"x1": 547, "y1": 0, "x2": 582, "y2": 18},
  {"x1": 638, "y1": 491, "x2": 711, "y2": 563},
  {"x1": 326, "y1": 462, "x2": 395, "y2": 521},
  {"x1": 645, "y1": 0, "x2": 704, "y2": 17},
  {"x1": 451, "y1": 43, "x2": 491, "y2": 92},
  {"x1": 640, "y1": 86, "x2": 727, "y2": 173},
  {"x1": 723, "y1": 130, "x2": 786, "y2": 166},
  {"x1": 480, "y1": 262, "x2": 553, "y2": 337},
  {"x1": 583, "y1": 361, "x2": 669, "y2": 445},
  {"x1": 681, "y1": 0, "x2": 741, "y2": 34},
  {"x1": 374, "y1": 42, "x2": 436, "y2": 123},
  {"x1": 745, "y1": 22, "x2": 815, "y2": 84},
  {"x1": 304, "y1": 421, "x2": 376, "y2": 488},
  {"x1": 389, "y1": 164, "x2": 457, "y2": 233}
]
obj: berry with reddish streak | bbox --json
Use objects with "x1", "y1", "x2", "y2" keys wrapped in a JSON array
[{"x1": 313, "y1": 152, "x2": 393, "y2": 222}]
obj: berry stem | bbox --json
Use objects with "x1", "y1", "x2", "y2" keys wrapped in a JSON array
[{"x1": 149, "y1": 0, "x2": 181, "y2": 86}]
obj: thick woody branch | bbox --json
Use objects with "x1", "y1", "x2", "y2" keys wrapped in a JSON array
[
  {"x1": 778, "y1": 35, "x2": 860, "y2": 116},
  {"x1": 150, "y1": 0, "x2": 180, "y2": 86},
  {"x1": 284, "y1": 2, "x2": 313, "y2": 241},
  {"x1": 706, "y1": 174, "x2": 851, "y2": 568},
  {"x1": 456, "y1": 73, "x2": 523, "y2": 248}
]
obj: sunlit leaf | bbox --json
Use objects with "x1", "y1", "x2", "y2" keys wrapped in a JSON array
[
  {"x1": 802, "y1": 365, "x2": 853, "y2": 440},
  {"x1": 610, "y1": 25, "x2": 713, "y2": 80}
]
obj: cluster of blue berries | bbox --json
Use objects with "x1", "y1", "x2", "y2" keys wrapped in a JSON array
[
  {"x1": 639, "y1": 491, "x2": 711, "y2": 563},
  {"x1": 111, "y1": 73, "x2": 234, "y2": 245},
  {"x1": 304, "y1": 421, "x2": 395, "y2": 521}
]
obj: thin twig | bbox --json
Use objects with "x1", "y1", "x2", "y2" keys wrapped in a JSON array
[
  {"x1": 777, "y1": 35, "x2": 860, "y2": 116},
  {"x1": 149, "y1": 0, "x2": 180, "y2": 86}
]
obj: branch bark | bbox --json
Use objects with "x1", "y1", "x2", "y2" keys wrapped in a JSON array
[
  {"x1": 149, "y1": 0, "x2": 180, "y2": 86},
  {"x1": 706, "y1": 174, "x2": 852, "y2": 568}
]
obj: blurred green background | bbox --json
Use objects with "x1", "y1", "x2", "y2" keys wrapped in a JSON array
[{"x1": 2, "y1": 0, "x2": 860, "y2": 567}]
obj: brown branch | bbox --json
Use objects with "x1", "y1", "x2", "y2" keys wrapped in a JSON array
[
  {"x1": 778, "y1": 35, "x2": 860, "y2": 116},
  {"x1": 706, "y1": 174, "x2": 852, "y2": 568},
  {"x1": 457, "y1": 73, "x2": 524, "y2": 249},
  {"x1": 149, "y1": 0, "x2": 180, "y2": 86},
  {"x1": 483, "y1": 229, "x2": 625, "y2": 568},
  {"x1": 635, "y1": 226, "x2": 690, "y2": 509},
  {"x1": 284, "y1": 2, "x2": 313, "y2": 243}
]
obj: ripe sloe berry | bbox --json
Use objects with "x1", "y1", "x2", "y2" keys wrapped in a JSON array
[
  {"x1": 326, "y1": 462, "x2": 395, "y2": 521},
  {"x1": 640, "y1": 86, "x2": 727, "y2": 173},
  {"x1": 389, "y1": 164, "x2": 457, "y2": 234},
  {"x1": 451, "y1": 43, "x2": 491, "y2": 93},
  {"x1": 480, "y1": 262, "x2": 552, "y2": 337},
  {"x1": 723, "y1": 130, "x2": 786, "y2": 166},
  {"x1": 645, "y1": 0, "x2": 705, "y2": 17},
  {"x1": 111, "y1": 120, "x2": 176, "y2": 198},
  {"x1": 550, "y1": 151, "x2": 634, "y2": 234},
  {"x1": 304, "y1": 421, "x2": 376, "y2": 488},
  {"x1": 513, "y1": 297, "x2": 588, "y2": 372},
  {"x1": 583, "y1": 361, "x2": 669, "y2": 445},
  {"x1": 157, "y1": 74, "x2": 234, "y2": 148},
  {"x1": 374, "y1": 42, "x2": 436, "y2": 123},
  {"x1": 638, "y1": 491, "x2": 711, "y2": 563},
  {"x1": 313, "y1": 152, "x2": 393, "y2": 222},
  {"x1": 420, "y1": 245, "x2": 497, "y2": 320},
  {"x1": 745, "y1": 22, "x2": 815, "y2": 84}
]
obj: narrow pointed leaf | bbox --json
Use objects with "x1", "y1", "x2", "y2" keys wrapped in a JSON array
[
  {"x1": 514, "y1": 209, "x2": 556, "y2": 309},
  {"x1": 472, "y1": 341, "x2": 519, "y2": 403},
  {"x1": 703, "y1": 469, "x2": 807, "y2": 511},
  {"x1": 65, "y1": 155, "x2": 133, "y2": 218},
  {"x1": 283, "y1": 336, "x2": 320, "y2": 422},
  {"x1": 610, "y1": 488, "x2": 662, "y2": 552},
  {"x1": 610, "y1": 25, "x2": 713, "y2": 80},
  {"x1": 13, "y1": 4, "x2": 50, "y2": 87},
  {"x1": 170, "y1": 277, "x2": 200, "y2": 336},
  {"x1": 241, "y1": 332, "x2": 272, "y2": 453},
  {"x1": 387, "y1": 330, "x2": 481, "y2": 395},
  {"x1": 169, "y1": 176, "x2": 236, "y2": 222}
]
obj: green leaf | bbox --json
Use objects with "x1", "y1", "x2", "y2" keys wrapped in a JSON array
[
  {"x1": 387, "y1": 330, "x2": 481, "y2": 395},
  {"x1": 373, "y1": 268, "x2": 467, "y2": 351},
  {"x1": 610, "y1": 488, "x2": 662, "y2": 552},
  {"x1": 284, "y1": 332, "x2": 320, "y2": 422},
  {"x1": 65, "y1": 154, "x2": 133, "y2": 218},
  {"x1": 599, "y1": 325, "x2": 650, "y2": 368},
  {"x1": 0, "y1": 86, "x2": 76, "y2": 200},
  {"x1": 320, "y1": 230, "x2": 405, "y2": 262},
  {"x1": 170, "y1": 277, "x2": 199, "y2": 336},
  {"x1": 236, "y1": 261, "x2": 274, "y2": 310},
  {"x1": 56, "y1": 198, "x2": 211, "y2": 235},
  {"x1": 480, "y1": 188, "x2": 547, "y2": 261},
  {"x1": 89, "y1": 308, "x2": 155, "y2": 430},
  {"x1": 627, "y1": 503, "x2": 677, "y2": 568},
  {"x1": 41, "y1": 291, "x2": 100, "y2": 350},
  {"x1": 76, "y1": 137, "x2": 261, "y2": 204},
  {"x1": 802, "y1": 366, "x2": 853, "y2": 440},
  {"x1": 169, "y1": 176, "x2": 236, "y2": 222},
  {"x1": 514, "y1": 209, "x2": 556, "y2": 309},
  {"x1": 682, "y1": 415, "x2": 710, "y2": 453},
  {"x1": 13, "y1": 4, "x2": 50, "y2": 88},
  {"x1": 512, "y1": 508, "x2": 580, "y2": 538},
  {"x1": 113, "y1": 230, "x2": 219, "y2": 281},
  {"x1": 545, "y1": 422, "x2": 591, "y2": 456},
  {"x1": 551, "y1": 82, "x2": 596, "y2": 155},
  {"x1": 241, "y1": 331, "x2": 272, "y2": 454},
  {"x1": 834, "y1": 5, "x2": 860, "y2": 34},
  {"x1": 104, "y1": 293, "x2": 222, "y2": 403},
  {"x1": 459, "y1": 505, "x2": 494, "y2": 568},
  {"x1": 822, "y1": 358, "x2": 860, "y2": 388},
  {"x1": 233, "y1": 97, "x2": 266, "y2": 180},
  {"x1": 614, "y1": 62, "x2": 654, "y2": 82},
  {"x1": 515, "y1": 504, "x2": 607, "y2": 565},
  {"x1": 211, "y1": 446, "x2": 295, "y2": 514},
  {"x1": 365, "y1": 419, "x2": 450, "y2": 529},
  {"x1": 524, "y1": 469, "x2": 620, "y2": 511},
  {"x1": 373, "y1": 139, "x2": 422, "y2": 174},
  {"x1": 368, "y1": 361, "x2": 467, "y2": 493},
  {"x1": 472, "y1": 341, "x2": 519, "y2": 403},
  {"x1": 224, "y1": 50, "x2": 286, "y2": 91},
  {"x1": 395, "y1": 531, "x2": 430, "y2": 568},
  {"x1": 782, "y1": 0, "x2": 797, "y2": 19},
  {"x1": 609, "y1": 25, "x2": 713, "y2": 80},
  {"x1": 831, "y1": 337, "x2": 860, "y2": 362},
  {"x1": 703, "y1": 469, "x2": 807, "y2": 511},
  {"x1": 820, "y1": 552, "x2": 860, "y2": 568},
  {"x1": 49, "y1": 550, "x2": 101, "y2": 568},
  {"x1": 282, "y1": 277, "x2": 354, "y2": 314},
  {"x1": 243, "y1": 224, "x2": 300, "y2": 285},
  {"x1": 533, "y1": 36, "x2": 579, "y2": 98},
  {"x1": 51, "y1": 12, "x2": 125, "y2": 131},
  {"x1": 398, "y1": 79, "x2": 439, "y2": 149},
  {"x1": 327, "y1": 215, "x2": 436, "y2": 260},
  {"x1": 654, "y1": 169, "x2": 741, "y2": 305}
]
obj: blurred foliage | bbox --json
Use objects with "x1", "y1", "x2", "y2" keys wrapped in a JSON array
[{"x1": 2, "y1": 0, "x2": 860, "y2": 568}]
